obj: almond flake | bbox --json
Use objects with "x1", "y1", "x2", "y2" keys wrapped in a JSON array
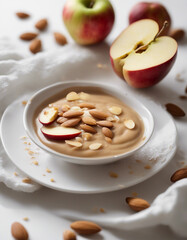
[
  {"x1": 14, "y1": 172, "x2": 18, "y2": 176},
  {"x1": 79, "y1": 92, "x2": 90, "y2": 100},
  {"x1": 50, "y1": 178, "x2": 55, "y2": 182},
  {"x1": 75, "y1": 137, "x2": 83, "y2": 142},
  {"x1": 71, "y1": 106, "x2": 81, "y2": 111},
  {"x1": 144, "y1": 164, "x2": 151, "y2": 170},
  {"x1": 83, "y1": 132, "x2": 92, "y2": 141},
  {"x1": 46, "y1": 168, "x2": 51, "y2": 173},
  {"x1": 22, "y1": 178, "x2": 32, "y2": 184},
  {"x1": 32, "y1": 160, "x2": 38, "y2": 165},
  {"x1": 109, "y1": 106, "x2": 122, "y2": 115},
  {"x1": 66, "y1": 92, "x2": 79, "y2": 101},
  {"x1": 124, "y1": 120, "x2": 135, "y2": 129},
  {"x1": 22, "y1": 101, "x2": 27, "y2": 105},
  {"x1": 65, "y1": 140, "x2": 82, "y2": 148},
  {"x1": 61, "y1": 104, "x2": 70, "y2": 112},
  {"x1": 23, "y1": 217, "x2": 29, "y2": 221},
  {"x1": 100, "y1": 208, "x2": 105, "y2": 213},
  {"x1": 28, "y1": 150, "x2": 34, "y2": 155},
  {"x1": 89, "y1": 143, "x2": 102, "y2": 150},
  {"x1": 109, "y1": 171, "x2": 118, "y2": 178}
]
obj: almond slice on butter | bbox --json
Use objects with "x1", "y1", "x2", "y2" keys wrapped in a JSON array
[
  {"x1": 63, "y1": 110, "x2": 83, "y2": 118},
  {"x1": 66, "y1": 92, "x2": 80, "y2": 101},
  {"x1": 11, "y1": 222, "x2": 29, "y2": 240},
  {"x1": 82, "y1": 132, "x2": 92, "y2": 141},
  {"x1": 108, "y1": 106, "x2": 122, "y2": 115},
  {"x1": 71, "y1": 221, "x2": 101, "y2": 235},
  {"x1": 126, "y1": 197, "x2": 150, "y2": 212},
  {"x1": 124, "y1": 120, "x2": 135, "y2": 129},
  {"x1": 82, "y1": 116, "x2": 97, "y2": 125},
  {"x1": 89, "y1": 110, "x2": 108, "y2": 120},
  {"x1": 78, "y1": 102, "x2": 95, "y2": 109},
  {"x1": 102, "y1": 127, "x2": 113, "y2": 138},
  {"x1": 71, "y1": 106, "x2": 81, "y2": 111},
  {"x1": 80, "y1": 124, "x2": 97, "y2": 133},
  {"x1": 65, "y1": 140, "x2": 82, "y2": 148},
  {"x1": 79, "y1": 92, "x2": 90, "y2": 100},
  {"x1": 89, "y1": 143, "x2": 102, "y2": 150},
  {"x1": 97, "y1": 120, "x2": 113, "y2": 128},
  {"x1": 62, "y1": 118, "x2": 81, "y2": 127}
]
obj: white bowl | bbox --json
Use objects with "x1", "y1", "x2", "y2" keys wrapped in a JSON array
[{"x1": 23, "y1": 81, "x2": 154, "y2": 165}]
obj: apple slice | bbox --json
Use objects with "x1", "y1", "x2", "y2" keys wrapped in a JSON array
[
  {"x1": 39, "y1": 107, "x2": 58, "y2": 125},
  {"x1": 110, "y1": 19, "x2": 178, "y2": 88},
  {"x1": 41, "y1": 126, "x2": 81, "y2": 140}
]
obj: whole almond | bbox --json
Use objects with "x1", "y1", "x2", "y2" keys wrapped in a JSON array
[
  {"x1": 82, "y1": 116, "x2": 96, "y2": 125},
  {"x1": 89, "y1": 110, "x2": 108, "y2": 120},
  {"x1": 29, "y1": 39, "x2": 42, "y2": 54},
  {"x1": 165, "y1": 103, "x2": 185, "y2": 117},
  {"x1": 63, "y1": 230, "x2": 76, "y2": 240},
  {"x1": 35, "y1": 18, "x2": 48, "y2": 31},
  {"x1": 63, "y1": 110, "x2": 83, "y2": 118},
  {"x1": 80, "y1": 124, "x2": 97, "y2": 133},
  {"x1": 126, "y1": 197, "x2": 150, "y2": 212},
  {"x1": 97, "y1": 120, "x2": 113, "y2": 128},
  {"x1": 78, "y1": 103, "x2": 95, "y2": 109},
  {"x1": 62, "y1": 118, "x2": 81, "y2": 127},
  {"x1": 169, "y1": 29, "x2": 185, "y2": 41},
  {"x1": 16, "y1": 12, "x2": 30, "y2": 19},
  {"x1": 20, "y1": 32, "x2": 38, "y2": 41},
  {"x1": 71, "y1": 221, "x2": 101, "y2": 235},
  {"x1": 54, "y1": 32, "x2": 67, "y2": 45},
  {"x1": 56, "y1": 117, "x2": 68, "y2": 124},
  {"x1": 11, "y1": 222, "x2": 28, "y2": 240},
  {"x1": 102, "y1": 127, "x2": 113, "y2": 138},
  {"x1": 170, "y1": 168, "x2": 187, "y2": 182}
]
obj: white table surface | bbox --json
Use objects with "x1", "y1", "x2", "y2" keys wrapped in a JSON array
[{"x1": 0, "y1": 0, "x2": 187, "y2": 239}]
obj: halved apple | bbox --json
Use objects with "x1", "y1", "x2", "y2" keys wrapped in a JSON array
[
  {"x1": 39, "y1": 107, "x2": 58, "y2": 125},
  {"x1": 41, "y1": 126, "x2": 81, "y2": 140},
  {"x1": 110, "y1": 19, "x2": 178, "y2": 88}
]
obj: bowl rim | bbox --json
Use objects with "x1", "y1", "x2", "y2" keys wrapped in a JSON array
[{"x1": 23, "y1": 81, "x2": 154, "y2": 164}]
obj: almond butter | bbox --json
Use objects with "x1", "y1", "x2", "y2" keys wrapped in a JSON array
[
  {"x1": 97, "y1": 120, "x2": 113, "y2": 128},
  {"x1": 35, "y1": 18, "x2": 48, "y2": 31},
  {"x1": 11, "y1": 222, "x2": 29, "y2": 240},
  {"x1": 20, "y1": 32, "x2": 38, "y2": 41},
  {"x1": 102, "y1": 127, "x2": 113, "y2": 138},
  {"x1": 71, "y1": 221, "x2": 101, "y2": 235},
  {"x1": 89, "y1": 110, "x2": 108, "y2": 119},
  {"x1": 62, "y1": 118, "x2": 81, "y2": 127},
  {"x1": 54, "y1": 32, "x2": 67, "y2": 45},
  {"x1": 169, "y1": 29, "x2": 185, "y2": 41},
  {"x1": 63, "y1": 110, "x2": 83, "y2": 118},
  {"x1": 65, "y1": 140, "x2": 82, "y2": 148},
  {"x1": 165, "y1": 103, "x2": 185, "y2": 117},
  {"x1": 29, "y1": 39, "x2": 42, "y2": 54},
  {"x1": 56, "y1": 117, "x2": 68, "y2": 124},
  {"x1": 82, "y1": 116, "x2": 96, "y2": 125},
  {"x1": 170, "y1": 168, "x2": 187, "y2": 182},
  {"x1": 124, "y1": 120, "x2": 135, "y2": 129},
  {"x1": 78, "y1": 103, "x2": 95, "y2": 109},
  {"x1": 16, "y1": 12, "x2": 30, "y2": 19},
  {"x1": 126, "y1": 197, "x2": 150, "y2": 212},
  {"x1": 66, "y1": 92, "x2": 79, "y2": 101},
  {"x1": 63, "y1": 229, "x2": 76, "y2": 240},
  {"x1": 80, "y1": 124, "x2": 97, "y2": 133},
  {"x1": 89, "y1": 143, "x2": 102, "y2": 150}
]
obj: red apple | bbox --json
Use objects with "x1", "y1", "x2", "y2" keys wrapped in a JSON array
[
  {"x1": 39, "y1": 107, "x2": 58, "y2": 125},
  {"x1": 41, "y1": 126, "x2": 81, "y2": 140},
  {"x1": 129, "y1": 2, "x2": 171, "y2": 36},
  {"x1": 63, "y1": 0, "x2": 115, "y2": 45},
  {"x1": 110, "y1": 19, "x2": 178, "y2": 88}
]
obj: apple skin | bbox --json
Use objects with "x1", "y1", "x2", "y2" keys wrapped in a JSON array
[
  {"x1": 129, "y1": 2, "x2": 171, "y2": 36},
  {"x1": 63, "y1": 0, "x2": 115, "y2": 45},
  {"x1": 41, "y1": 128, "x2": 81, "y2": 140},
  {"x1": 123, "y1": 52, "x2": 177, "y2": 88}
]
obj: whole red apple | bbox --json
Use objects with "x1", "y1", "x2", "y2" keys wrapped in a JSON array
[
  {"x1": 129, "y1": 2, "x2": 171, "y2": 36},
  {"x1": 63, "y1": 0, "x2": 115, "y2": 45}
]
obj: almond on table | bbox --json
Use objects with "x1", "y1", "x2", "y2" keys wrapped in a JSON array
[
  {"x1": 54, "y1": 32, "x2": 68, "y2": 45},
  {"x1": 35, "y1": 18, "x2": 48, "y2": 31}
]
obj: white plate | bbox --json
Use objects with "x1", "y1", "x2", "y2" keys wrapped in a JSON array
[
  {"x1": 0, "y1": 93, "x2": 177, "y2": 193},
  {"x1": 23, "y1": 81, "x2": 154, "y2": 165}
]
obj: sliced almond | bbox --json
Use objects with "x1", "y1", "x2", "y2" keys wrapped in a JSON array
[
  {"x1": 105, "y1": 137, "x2": 112, "y2": 143},
  {"x1": 97, "y1": 120, "x2": 113, "y2": 128},
  {"x1": 29, "y1": 39, "x2": 42, "y2": 54},
  {"x1": 82, "y1": 116, "x2": 96, "y2": 125},
  {"x1": 89, "y1": 110, "x2": 108, "y2": 120},
  {"x1": 89, "y1": 143, "x2": 102, "y2": 150},
  {"x1": 169, "y1": 29, "x2": 185, "y2": 41},
  {"x1": 63, "y1": 110, "x2": 83, "y2": 118},
  {"x1": 80, "y1": 124, "x2": 97, "y2": 133},
  {"x1": 56, "y1": 117, "x2": 68, "y2": 124},
  {"x1": 165, "y1": 103, "x2": 185, "y2": 117},
  {"x1": 78, "y1": 103, "x2": 95, "y2": 109},
  {"x1": 126, "y1": 197, "x2": 150, "y2": 212},
  {"x1": 61, "y1": 104, "x2": 70, "y2": 112},
  {"x1": 54, "y1": 32, "x2": 67, "y2": 45},
  {"x1": 109, "y1": 106, "x2": 122, "y2": 115},
  {"x1": 63, "y1": 229, "x2": 76, "y2": 240},
  {"x1": 22, "y1": 178, "x2": 32, "y2": 184},
  {"x1": 124, "y1": 120, "x2": 135, "y2": 129},
  {"x1": 102, "y1": 127, "x2": 113, "y2": 138},
  {"x1": 79, "y1": 92, "x2": 90, "y2": 100},
  {"x1": 16, "y1": 12, "x2": 30, "y2": 19},
  {"x1": 170, "y1": 168, "x2": 187, "y2": 182},
  {"x1": 82, "y1": 132, "x2": 92, "y2": 141},
  {"x1": 65, "y1": 140, "x2": 82, "y2": 148},
  {"x1": 35, "y1": 18, "x2": 48, "y2": 31},
  {"x1": 71, "y1": 106, "x2": 81, "y2": 111},
  {"x1": 106, "y1": 116, "x2": 118, "y2": 122},
  {"x1": 11, "y1": 222, "x2": 29, "y2": 240},
  {"x1": 20, "y1": 32, "x2": 38, "y2": 41},
  {"x1": 62, "y1": 118, "x2": 81, "y2": 127},
  {"x1": 66, "y1": 92, "x2": 80, "y2": 101},
  {"x1": 71, "y1": 221, "x2": 101, "y2": 235},
  {"x1": 75, "y1": 137, "x2": 83, "y2": 142}
]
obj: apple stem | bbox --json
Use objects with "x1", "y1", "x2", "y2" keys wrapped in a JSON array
[
  {"x1": 135, "y1": 21, "x2": 168, "y2": 54},
  {"x1": 88, "y1": 0, "x2": 95, "y2": 8}
]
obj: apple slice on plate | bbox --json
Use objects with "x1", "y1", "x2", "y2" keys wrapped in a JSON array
[
  {"x1": 41, "y1": 126, "x2": 81, "y2": 140},
  {"x1": 39, "y1": 107, "x2": 58, "y2": 125},
  {"x1": 110, "y1": 19, "x2": 178, "y2": 88}
]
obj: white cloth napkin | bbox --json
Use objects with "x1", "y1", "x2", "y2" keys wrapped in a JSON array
[{"x1": 0, "y1": 37, "x2": 187, "y2": 238}]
